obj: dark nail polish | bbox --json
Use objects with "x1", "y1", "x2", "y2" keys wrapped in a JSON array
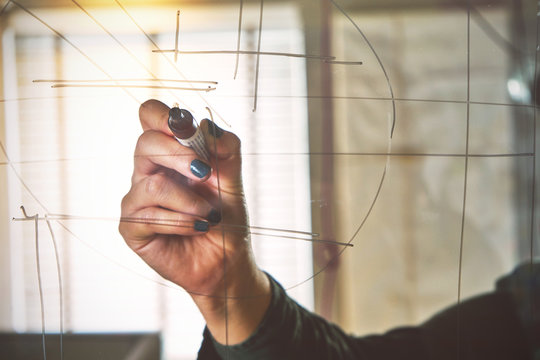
[
  {"x1": 194, "y1": 220, "x2": 209, "y2": 232},
  {"x1": 207, "y1": 121, "x2": 224, "y2": 138},
  {"x1": 191, "y1": 159, "x2": 211, "y2": 178},
  {"x1": 207, "y1": 209, "x2": 222, "y2": 225}
]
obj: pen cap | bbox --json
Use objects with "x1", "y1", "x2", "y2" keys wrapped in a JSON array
[{"x1": 168, "y1": 107, "x2": 197, "y2": 139}]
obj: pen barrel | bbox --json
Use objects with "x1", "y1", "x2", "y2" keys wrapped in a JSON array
[{"x1": 175, "y1": 126, "x2": 209, "y2": 161}]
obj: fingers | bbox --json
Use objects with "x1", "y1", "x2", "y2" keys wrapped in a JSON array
[
  {"x1": 138, "y1": 99, "x2": 242, "y2": 163},
  {"x1": 133, "y1": 130, "x2": 212, "y2": 184},
  {"x1": 201, "y1": 119, "x2": 241, "y2": 161},
  {"x1": 120, "y1": 172, "x2": 220, "y2": 240},
  {"x1": 139, "y1": 99, "x2": 173, "y2": 134},
  {"x1": 119, "y1": 207, "x2": 210, "y2": 242},
  {"x1": 200, "y1": 119, "x2": 243, "y2": 190},
  {"x1": 126, "y1": 172, "x2": 216, "y2": 217}
]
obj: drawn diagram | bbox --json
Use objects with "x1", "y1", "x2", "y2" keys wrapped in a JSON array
[{"x1": 0, "y1": 0, "x2": 538, "y2": 358}]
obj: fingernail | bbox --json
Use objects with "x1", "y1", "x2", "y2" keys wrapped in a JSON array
[
  {"x1": 194, "y1": 220, "x2": 209, "y2": 232},
  {"x1": 206, "y1": 209, "x2": 222, "y2": 225},
  {"x1": 207, "y1": 121, "x2": 224, "y2": 138},
  {"x1": 191, "y1": 159, "x2": 211, "y2": 178}
]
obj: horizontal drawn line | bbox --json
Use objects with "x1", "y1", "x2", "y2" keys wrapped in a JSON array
[
  {"x1": 12, "y1": 214, "x2": 349, "y2": 247},
  {"x1": 249, "y1": 231, "x2": 352, "y2": 247},
  {"x1": 9, "y1": 0, "x2": 140, "y2": 104},
  {"x1": 134, "y1": 152, "x2": 534, "y2": 158},
  {"x1": 49, "y1": 213, "x2": 319, "y2": 237},
  {"x1": 0, "y1": 152, "x2": 533, "y2": 167},
  {"x1": 34, "y1": 79, "x2": 218, "y2": 85},
  {"x1": 50, "y1": 84, "x2": 216, "y2": 92},
  {"x1": 153, "y1": 49, "x2": 337, "y2": 61},
  {"x1": 113, "y1": 0, "x2": 229, "y2": 127},
  {"x1": 0, "y1": 96, "x2": 72, "y2": 103},
  {"x1": 2, "y1": 95, "x2": 537, "y2": 110},
  {"x1": 325, "y1": 60, "x2": 363, "y2": 65}
]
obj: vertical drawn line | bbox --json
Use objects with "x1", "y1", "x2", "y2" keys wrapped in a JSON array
[
  {"x1": 468, "y1": 4, "x2": 525, "y2": 58},
  {"x1": 70, "y1": 0, "x2": 189, "y2": 102},
  {"x1": 45, "y1": 216, "x2": 64, "y2": 360},
  {"x1": 457, "y1": 4, "x2": 471, "y2": 360},
  {"x1": 529, "y1": 0, "x2": 539, "y2": 333},
  {"x1": 54, "y1": 35, "x2": 69, "y2": 343},
  {"x1": 34, "y1": 214, "x2": 46, "y2": 360},
  {"x1": 9, "y1": 0, "x2": 139, "y2": 104},
  {"x1": 252, "y1": 0, "x2": 264, "y2": 112},
  {"x1": 20, "y1": 207, "x2": 47, "y2": 360},
  {"x1": 330, "y1": 0, "x2": 397, "y2": 137},
  {"x1": 0, "y1": 0, "x2": 11, "y2": 17},
  {"x1": 205, "y1": 107, "x2": 229, "y2": 358},
  {"x1": 233, "y1": 0, "x2": 244, "y2": 79},
  {"x1": 286, "y1": 158, "x2": 391, "y2": 292},
  {"x1": 318, "y1": 0, "x2": 338, "y2": 321},
  {"x1": 174, "y1": 10, "x2": 180, "y2": 63},
  {"x1": 114, "y1": 0, "x2": 231, "y2": 127},
  {"x1": 289, "y1": 0, "x2": 396, "y2": 295}
]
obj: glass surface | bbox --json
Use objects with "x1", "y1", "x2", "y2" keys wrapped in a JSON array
[{"x1": 0, "y1": 0, "x2": 538, "y2": 359}]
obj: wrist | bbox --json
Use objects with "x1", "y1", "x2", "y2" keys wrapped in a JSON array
[{"x1": 192, "y1": 266, "x2": 271, "y2": 345}]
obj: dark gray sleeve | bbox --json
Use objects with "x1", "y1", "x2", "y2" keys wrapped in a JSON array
[
  {"x1": 197, "y1": 271, "x2": 532, "y2": 360},
  {"x1": 197, "y1": 273, "x2": 427, "y2": 360}
]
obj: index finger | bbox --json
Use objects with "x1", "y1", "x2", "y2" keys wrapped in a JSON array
[{"x1": 139, "y1": 99, "x2": 174, "y2": 135}]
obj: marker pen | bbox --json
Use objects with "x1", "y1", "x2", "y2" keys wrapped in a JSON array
[{"x1": 168, "y1": 104, "x2": 209, "y2": 161}]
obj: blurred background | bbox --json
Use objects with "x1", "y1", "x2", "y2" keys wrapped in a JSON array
[{"x1": 0, "y1": 0, "x2": 538, "y2": 359}]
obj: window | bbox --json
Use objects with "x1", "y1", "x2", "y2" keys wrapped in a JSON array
[{"x1": 1, "y1": 3, "x2": 313, "y2": 358}]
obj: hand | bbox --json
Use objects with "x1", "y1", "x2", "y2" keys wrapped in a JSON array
[{"x1": 119, "y1": 99, "x2": 270, "y2": 344}]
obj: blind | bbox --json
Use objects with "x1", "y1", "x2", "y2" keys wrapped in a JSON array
[{"x1": 3, "y1": 3, "x2": 313, "y2": 359}]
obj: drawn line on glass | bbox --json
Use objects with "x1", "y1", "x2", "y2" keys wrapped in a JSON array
[
  {"x1": 234, "y1": 0, "x2": 244, "y2": 79},
  {"x1": 19, "y1": 206, "x2": 47, "y2": 360},
  {"x1": 14, "y1": 215, "x2": 345, "y2": 246},
  {"x1": 0, "y1": 0, "x2": 11, "y2": 16},
  {"x1": 33, "y1": 79, "x2": 218, "y2": 85},
  {"x1": 114, "y1": 0, "x2": 231, "y2": 126},
  {"x1": 288, "y1": 0, "x2": 395, "y2": 292},
  {"x1": 71, "y1": 0, "x2": 194, "y2": 107},
  {"x1": 44, "y1": 214, "x2": 64, "y2": 360},
  {"x1": 205, "y1": 107, "x2": 230, "y2": 349},
  {"x1": 175, "y1": 10, "x2": 180, "y2": 63},
  {"x1": 49, "y1": 84, "x2": 216, "y2": 92},
  {"x1": 529, "y1": 0, "x2": 540, "y2": 308},
  {"x1": 457, "y1": 5, "x2": 472, "y2": 357},
  {"x1": 154, "y1": 49, "x2": 336, "y2": 61},
  {"x1": 324, "y1": 60, "x2": 363, "y2": 65},
  {"x1": 457, "y1": 1, "x2": 472, "y2": 309},
  {"x1": 467, "y1": 3, "x2": 528, "y2": 58},
  {"x1": 330, "y1": 0, "x2": 395, "y2": 137},
  {"x1": 13, "y1": 213, "x2": 333, "y2": 243},
  {"x1": 9, "y1": 0, "x2": 140, "y2": 104},
  {"x1": 2, "y1": 94, "x2": 539, "y2": 110},
  {"x1": 0, "y1": 152, "x2": 533, "y2": 167},
  {"x1": 253, "y1": 0, "x2": 264, "y2": 112}
]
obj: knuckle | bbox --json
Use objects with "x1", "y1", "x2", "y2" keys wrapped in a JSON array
[
  {"x1": 144, "y1": 173, "x2": 166, "y2": 199},
  {"x1": 120, "y1": 193, "x2": 129, "y2": 210},
  {"x1": 134, "y1": 131, "x2": 153, "y2": 155},
  {"x1": 229, "y1": 133, "x2": 242, "y2": 153}
]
